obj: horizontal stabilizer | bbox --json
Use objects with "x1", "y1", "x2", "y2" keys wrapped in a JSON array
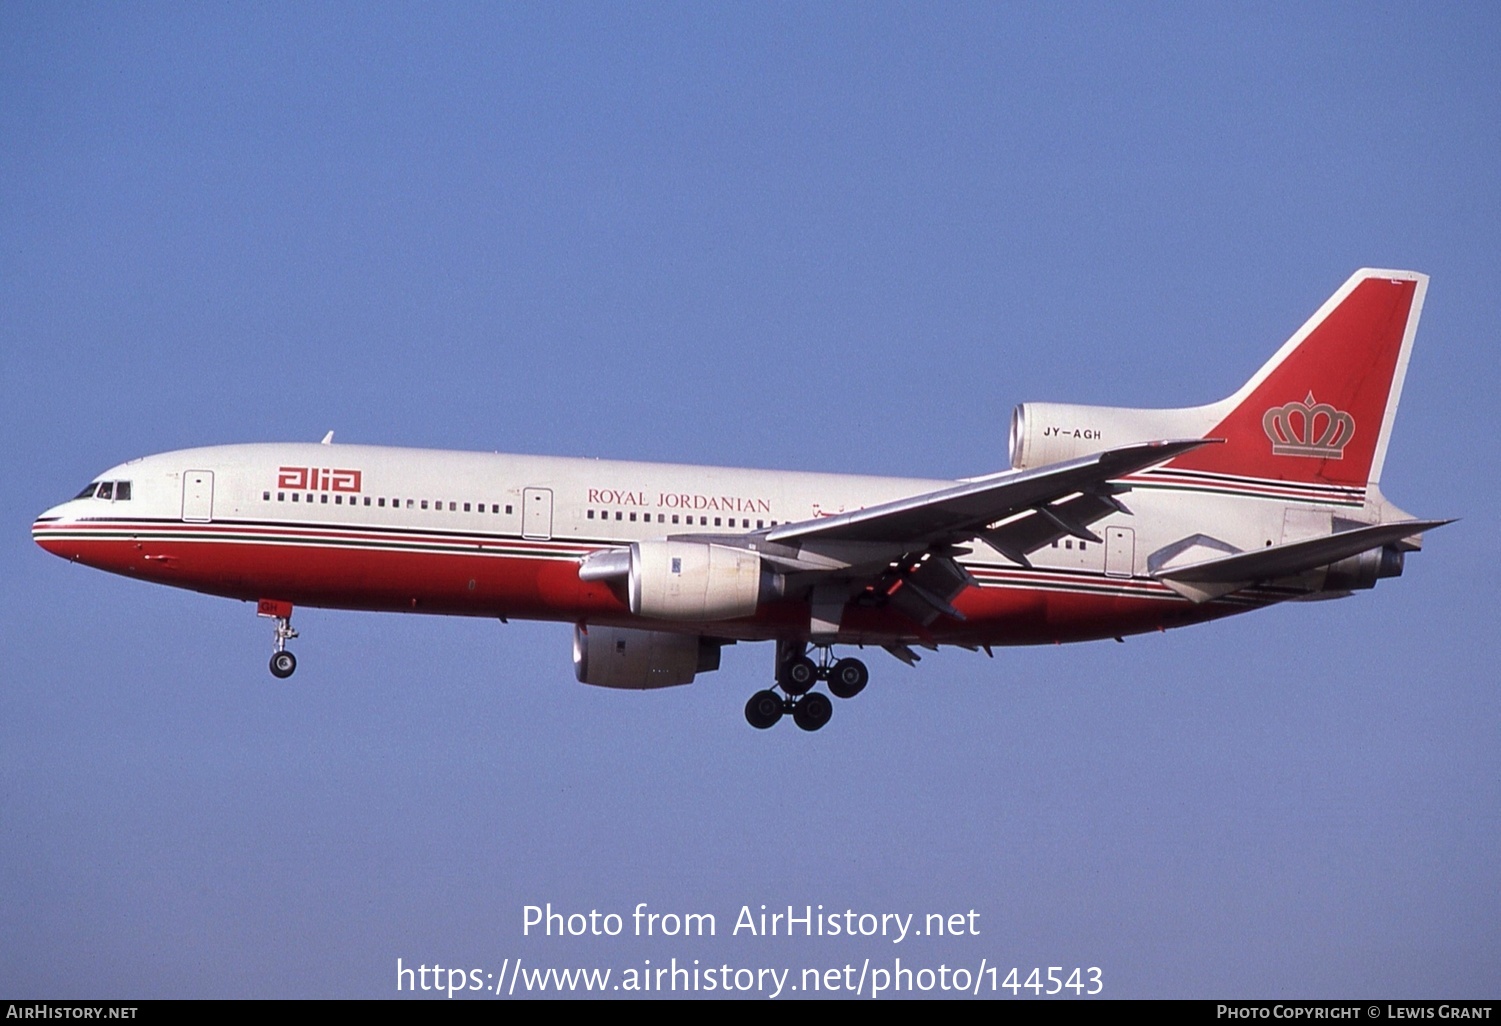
[{"x1": 1152, "y1": 518, "x2": 1450, "y2": 603}]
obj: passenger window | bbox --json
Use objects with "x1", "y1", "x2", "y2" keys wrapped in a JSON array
[
  {"x1": 672, "y1": 515, "x2": 680, "y2": 524},
  {"x1": 700, "y1": 516, "x2": 708, "y2": 526},
  {"x1": 505, "y1": 505, "x2": 513, "y2": 515},
  {"x1": 587, "y1": 510, "x2": 595, "y2": 519},
  {"x1": 658, "y1": 514, "x2": 665, "y2": 523},
  {"x1": 278, "y1": 492, "x2": 285, "y2": 501},
  {"x1": 714, "y1": 517, "x2": 721, "y2": 527},
  {"x1": 263, "y1": 491, "x2": 271, "y2": 501},
  {"x1": 378, "y1": 498, "x2": 386, "y2": 507},
  {"x1": 464, "y1": 503, "x2": 471, "y2": 512},
  {"x1": 321, "y1": 494, "x2": 328, "y2": 504},
  {"x1": 449, "y1": 502, "x2": 456, "y2": 511},
  {"x1": 421, "y1": 501, "x2": 429, "y2": 510},
  {"x1": 335, "y1": 495, "x2": 343, "y2": 504},
  {"x1": 292, "y1": 494, "x2": 300, "y2": 502},
  {"x1": 406, "y1": 499, "x2": 414, "y2": 509},
  {"x1": 364, "y1": 497, "x2": 371, "y2": 506},
  {"x1": 615, "y1": 511, "x2": 622, "y2": 521},
  {"x1": 630, "y1": 512, "x2": 637, "y2": 522}
]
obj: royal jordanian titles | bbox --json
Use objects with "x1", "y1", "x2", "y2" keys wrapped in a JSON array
[{"x1": 34, "y1": 270, "x2": 1448, "y2": 731}]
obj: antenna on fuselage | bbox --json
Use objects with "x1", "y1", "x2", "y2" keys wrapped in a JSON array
[{"x1": 320, "y1": 431, "x2": 334, "y2": 445}]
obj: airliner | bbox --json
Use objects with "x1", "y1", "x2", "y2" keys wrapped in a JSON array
[{"x1": 33, "y1": 269, "x2": 1447, "y2": 731}]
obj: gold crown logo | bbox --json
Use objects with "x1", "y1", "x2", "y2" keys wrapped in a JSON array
[{"x1": 1262, "y1": 392, "x2": 1355, "y2": 459}]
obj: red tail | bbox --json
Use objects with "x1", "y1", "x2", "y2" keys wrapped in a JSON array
[{"x1": 1168, "y1": 269, "x2": 1426, "y2": 489}]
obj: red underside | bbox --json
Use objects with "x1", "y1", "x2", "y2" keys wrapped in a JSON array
[{"x1": 40, "y1": 536, "x2": 1233, "y2": 646}]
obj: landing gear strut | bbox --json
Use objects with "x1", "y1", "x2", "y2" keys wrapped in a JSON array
[
  {"x1": 742, "y1": 643, "x2": 872, "y2": 731},
  {"x1": 259, "y1": 599, "x2": 299, "y2": 679}
]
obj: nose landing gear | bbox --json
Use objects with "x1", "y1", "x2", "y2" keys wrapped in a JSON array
[{"x1": 258, "y1": 599, "x2": 299, "y2": 679}]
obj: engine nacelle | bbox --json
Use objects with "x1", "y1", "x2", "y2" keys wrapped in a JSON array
[
  {"x1": 1009, "y1": 401, "x2": 1216, "y2": 469},
  {"x1": 572, "y1": 625, "x2": 722, "y2": 689},
  {"x1": 1323, "y1": 544, "x2": 1405, "y2": 592},
  {"x1": 629, "y1": 540, "x2": 764, "y2": 621}
]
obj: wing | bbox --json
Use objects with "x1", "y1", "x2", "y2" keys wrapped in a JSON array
[
  {"x1": 750, "y1": 439, "x2": 1213, "y2": 636},
  {"x1": 765, "y1": 438, "x2": 1210, "y2": 552},
  {"x1": 579, "y1": 438, "x2": 1214, "y2": 642}
]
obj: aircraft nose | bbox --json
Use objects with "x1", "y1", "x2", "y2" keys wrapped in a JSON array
[
  {"x1": 35, "y1": 501, "x2": 69, "y2": 523},
  {"x1": 33, "y1": 502, "x2": 74, "y2": 554}
]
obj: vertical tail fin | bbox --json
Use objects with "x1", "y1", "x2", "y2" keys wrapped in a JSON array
[{"x1": 1166, "y1": 269, "x2": 1427, "y2": 491}]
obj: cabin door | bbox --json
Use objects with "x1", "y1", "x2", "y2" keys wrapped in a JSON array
[
  {"x1": 182, "y1": 470, "x2": 215, "y2": 523},
  {"x1": 1105, "y1": 526, "x2": 1135, "y2": 578},
  {"x1": 522, "y1": 487, "x2": 553, "y2": 540}
]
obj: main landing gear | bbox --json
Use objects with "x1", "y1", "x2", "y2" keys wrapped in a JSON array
[
  {"x1": 744, "y1": 644, "x2": 870, "y2": 732},
  {"x1": 259, "y1": 599, "x2": 299, "y2": 679}
]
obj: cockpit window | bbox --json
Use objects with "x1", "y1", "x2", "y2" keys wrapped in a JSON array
[{"x1": 71, "y1": 480, "x2": 131, "y2": 500}]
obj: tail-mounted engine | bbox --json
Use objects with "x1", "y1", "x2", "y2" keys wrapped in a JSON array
[{"x1": 1009, "y1": 402, "x2": 1216, "y2": 470}]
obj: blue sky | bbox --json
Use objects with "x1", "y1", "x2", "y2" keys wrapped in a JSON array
[{"x1": 2, "y1": 3, "x2": 1497, "y2": 998}]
